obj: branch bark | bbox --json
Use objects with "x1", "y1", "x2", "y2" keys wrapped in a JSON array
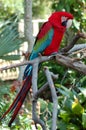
[
  {"x1": 56, "y1": 54, "x2": 86, "y2": 75},
  {"x1": 32, "y1": 59, "x2": 46, "y2": 130},
  {"x1": 68, "y1": 43, "x2": 86, "y2": 54},
  {"x1": 44, "y1": 67, "x2": 58, "y2": 130},
  {"x1": 24, "y1": 0, "x2": 34, "y2": 52},
  {"x1": 61, "y1": 32, "x2": 86, "y2": 53}
]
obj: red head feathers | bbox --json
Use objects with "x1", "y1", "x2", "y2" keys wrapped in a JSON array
[
  {"x1": 49, "y1": 11, "x2": 73, "y2": 29},
  {"x1": 44, "y1": 11, "x2": 73, "y2": 55}
]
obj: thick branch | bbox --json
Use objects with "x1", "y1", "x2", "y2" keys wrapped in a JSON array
[{"x1": 56, "y1": 54, "x2": 86, "y2": 75}]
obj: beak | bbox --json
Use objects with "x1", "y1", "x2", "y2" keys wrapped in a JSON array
[
  {"x1": 66, "y1": 19, "x2": 73, "y2": 28},
  {"x1": 61, "y1": 16, "x2": 68, "y2": 27}
]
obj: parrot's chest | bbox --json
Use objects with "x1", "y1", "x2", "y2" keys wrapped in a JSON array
[{"x1": 44, "y1": 28, "x2": 65, "y2": 55}]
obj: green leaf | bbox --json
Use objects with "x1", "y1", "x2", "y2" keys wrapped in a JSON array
[
  {"x1": 67, "y1": 123, "x2": 80, "y2": 130},
  {"x1": 58, "y1": 120, "x2": 67, "y2": 130},
  {"x1": 60, "y1": 110, "x2": 71, "y2": 122},
  {"x1": 0, "y1": 54, "x2": 21, "y2": 60},
  {"x1": 73, "y1": 19, "x2": 80, "y2": 30},
  {"x1": 63, "y1": 98, "x2": 72, "y2": 112},
  {"x1": 78, "y1": 87, "x2": 86, "y2": 97},
  {"x1": 72, "y1": 99, "x2": 84, "y2": 115},
  {"x1": 58, "y1": 85, "x2": 74, "y2": 99},
  {"x1": 0, "y1": 20, "x2": 24, "y2": 60},
  {"x1": 82, "y1": 113, "x2": 86, "y2": 128}
]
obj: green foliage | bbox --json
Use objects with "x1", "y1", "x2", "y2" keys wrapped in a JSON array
[
  {"x1": 32, "y1": 0, "x2": 52, "y2": 18},
  {"x1": 52, "y1": 0, "x2": 86, "y2": 31},
  {"x1": 0, "y1": 0, "x2": 24, "y2": 20},
  {"x1": 0, "y1": 18, "x2": 24, "y2": 60},
  {"x1": 55, "y1": 84, "x2": 86, "y2": 130}
]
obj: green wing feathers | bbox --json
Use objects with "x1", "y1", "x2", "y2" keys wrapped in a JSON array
[{"x1": 30, "y1": 24, "x2": 54, "y2": 60}]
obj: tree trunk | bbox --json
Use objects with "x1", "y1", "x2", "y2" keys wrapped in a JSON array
[
  {"x1": 24, "y1": 0, "x2": 34, "y2": 53},
  {"x1": 18, "y1": 0, "x2": 34, "y2": 81}
]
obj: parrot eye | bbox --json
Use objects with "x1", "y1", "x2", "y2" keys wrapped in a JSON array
[
  {"x1": 61, "y1": 20, "x2": 67, "y2": 27},
  {"x1": 61, "y1": 16, "x2": 68, "y2": 27},
  {"x1": 61, "y1": 16, "x2": 73, "y2": 28}
]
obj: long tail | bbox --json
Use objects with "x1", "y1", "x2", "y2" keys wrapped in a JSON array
[{"x1": 0, "y1": 75, "x2": 32, "y2": 127}]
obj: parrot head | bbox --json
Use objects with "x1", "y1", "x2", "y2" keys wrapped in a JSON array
[{"x1": 49, "y1": 11, "x2": 73, "y2": 29}]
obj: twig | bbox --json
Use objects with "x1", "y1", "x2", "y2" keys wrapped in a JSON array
[
  {"x1": 68, "y1": 44, "x2": 86, "y2": 54},
  {"x1": 61, "y1": 32, "x2": 86, "y2": 53},
  {"x1": 34, "y1": 82, "x2": 49, "y2": 98},
  {"x1": 44, "y1": 67, "x2": 58, "y2": 130}
]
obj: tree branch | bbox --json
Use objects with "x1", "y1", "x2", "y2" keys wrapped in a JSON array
[
  {"x1": 68, "y1": 43, "x2": 86, "y2": 54},
  {"x1": 56, "y1": 54, "x2": 86, "y2": 75},
  {"x1": 31, "y1": 59, "x2": 46, "y2": 130},
  {"x1": 61, "y1": 32, "x2": 86, "y2": 53},
  {"x1": 32, "y1": 71, "x2": 58, "y2": 130},
  {"x1": 0, "y1": 54, "x2": 86, "y2": 75},
  {"x1": 0, "y1": 56, "x2": 51, "y2": 71},
  {"x1": 44, "y1": 67, "x2": 58, "y2": 130}
]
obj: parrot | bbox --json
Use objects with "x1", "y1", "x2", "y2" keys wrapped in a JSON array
[{"x1": 0, "y1": 11, "x2": 73, "y2": 127}]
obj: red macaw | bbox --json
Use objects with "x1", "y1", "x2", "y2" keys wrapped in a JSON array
[{"x1": 0, "y1": 11, "x2": 73, "y2": 127}]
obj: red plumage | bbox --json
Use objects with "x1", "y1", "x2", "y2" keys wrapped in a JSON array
[
  {"x1": 37, "y1": 22, "x2": 52, "y2": 40},
  {"x1": 44, "y1": 11, "x2": 73, "y2": 55}
]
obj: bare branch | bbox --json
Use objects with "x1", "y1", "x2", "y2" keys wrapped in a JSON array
[
  {"x1": 34, "y1": 82, "x2": 49, "y2": 98},
  {"x1": 44, "y1": 67, "x2": 58, "y2": 130},
  {"x1": 68, "y1": 44, "x2": 86, "y2": 54},
  {"x1": 31, "y1": 62, "x2": 58, "y2": 130},
  {"x1": 31, "y1": 59, "x2": 46, "y2": 130},
  {"x1": 61, "y1": 32, "x2": 86, "y2": 53},
  {"x1": 32, "y1": 62, "x2": 39, "y2": 93},
  {"x1": 56, "y1": 54, "x2": 86, "y2": 75},
  {"x1": 0, "y1": 56, "x2": 51, "y2": 71}
]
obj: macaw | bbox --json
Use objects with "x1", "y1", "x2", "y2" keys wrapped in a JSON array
[{"x1": 0, "y1": 11, "x2": 73, "y2": 127}]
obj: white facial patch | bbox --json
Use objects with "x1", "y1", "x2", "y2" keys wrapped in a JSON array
[
  {"x1": 61, "y1": 16, "x2": 67, "y2": 22},
  {"x1": 66, "y1": 19, "x2": 72, "y2": 28}
]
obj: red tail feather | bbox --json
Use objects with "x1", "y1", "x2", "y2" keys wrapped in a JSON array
[
  {"x1": 0, "y1": 80, "x2": 26, "y2": 120},
  {"x1": 8, "y1": 76, "x2": 31, "y2": 127},
  {"x1": 0, "y1": 76, "x2": 31, "y2": 126}
]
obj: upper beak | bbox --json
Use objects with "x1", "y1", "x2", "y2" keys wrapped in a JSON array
[{"x1": 66, "y1": 19, "x2": 73, "y2": 28}]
